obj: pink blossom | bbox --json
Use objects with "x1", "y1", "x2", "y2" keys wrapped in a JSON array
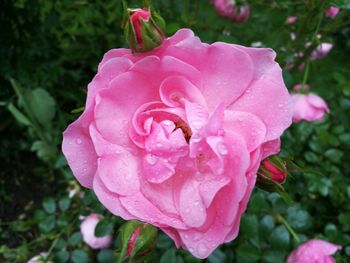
[
  {"x1": 62, "y1": 29, "x2": 292, "y2": 258},
  {"x1": 325, "y1": 6, "x2": 340, "y2": 19},
  {"x1": 80, "y1": 213, "x2": 112, "y2": 249},
  {"x1": 287, "y1": 239, "x2": 341, "y2": 263},
  {"x1": 311, "y1": 43, "x2": 333, "y2": 60},
  {"x1": 213, "y1": 0, "x2": 250, "y2": 23},
  {"x1": 292, "y1": 91, "x2": 329, "y2": 123},
  {"x1": 286, "y1": 16, "x2": 298, "y2": 24},
  {"x1": 27, "y1": 253, "x2": 51, "y2": 263}
]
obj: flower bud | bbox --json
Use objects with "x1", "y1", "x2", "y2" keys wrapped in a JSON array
[
  {"x1": 325, "y1": 6, "x2": 340, "y2": 19},
  {"x1": 118, "y1": 221, "x2": 158, "y2": 261},
  {"x1": 124, "y1": 8, "x2": 165, "y2": 53},
  {"x1": 259, "y1": 156, "x2": 287, "y2": 184}
]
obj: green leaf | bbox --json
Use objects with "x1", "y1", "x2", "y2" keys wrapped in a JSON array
[
  {"x1": 236, "y1": 243, "x2": 260, "y2": 262},
  {"x1": 330, "y1": 0, "x2": 350, "y2": 9},
  {"x1": 286, "y1": 205, "x2": 312, "y2": 231},
  {"x1": 160, "y1": 248, "x2": 177, "y2": 263},
  {"x1": 69, "y1": 232, "x2": 82, "y2": 246},
  {"x1": 39, "y1": 215, "x2": 55, "y2": 233},
  {"x1": 259, "y1": 215, "x2": 275, "y2": 238},
  {"x1": 42, "y1": 198, "x2": 56, "y2": 214},
  {"x1": 59, "y1": 196, "x2": 71, "y2": 211},
  {"x1": 7, "y1": 103, "x2": 32, "y2": 126},
  {"x1": 55, "y1": 250, "x2": 69, "y2": 263},
  {"x1": 269, "y1": 225, "x2": 290, "y2": 249},
  {"x1": 95, "y1": 219, "x2": 114, "y2": 237},
  {"x1": 97, "y1": 249, "x2": 115, "y2": 263},
  {"x1": 71, "y1": 250, "x2": 89, "y2": 263},
  {"x1": 27, "y1": 88, "x2": 56, "y2": 128},
  {"x1": 263, "y1": 250, "x2": 286, "y2": 263},
  {"x1": 208, "y1": 249, "x2": 226, "y2": 263},
  {"x1": 240, "y1": 214, "x2": 259, "y2": 239}
]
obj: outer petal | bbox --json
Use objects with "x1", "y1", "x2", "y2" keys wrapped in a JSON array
[
  {"x1": 62, "y1": 109, "x2": 97, "y2": 188},
  {"x1": 93, "y1": 175, "x2": 135, "y2": 220},
  {"x1": 230, "y1": 76, "x2": 293, "y2": 141}
]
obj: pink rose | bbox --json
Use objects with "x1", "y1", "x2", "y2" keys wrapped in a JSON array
[
  {"x1": 62, "y1": 29, "x2": 292, "y2": 258},
  {"x1": 213, "y1": 0, "x2": 250, "y2": 23},
  {"x1": 311, "y1": 43, "x2": 333, "y2": 61},
  {"x1": 292, "y1": 90, "x2": 329, "y2": 123},
  {"x1": 286, "y1": 16, "x2": 298, "y2": 24},
  {"x1": 80, "y1": 213, "x2": 113, "y2": 249},
  {"x1": 325, "y1": 6, "x2": 340, "y2": 19},
  {"x1": 287, "y1": 239, "x2": 341, "y2": 263}
]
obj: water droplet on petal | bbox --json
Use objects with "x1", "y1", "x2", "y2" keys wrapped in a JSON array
[
  {"x1": 156, "y1": 142, "x2": 162, "y2": 148},
  {"x1": 191, "y1": 134, "x2": 201, "y2": 143},
  {"x1": 76, "y1": 138, "x2": 82, "y2": 145},
  {"x1": 194, "y1": 200, "x2": 199, "y2": 206},
  {"x1": 185, "y1": 208, "x2": 191, "y2": 214},
  {"x1": 145, "y1": 154, "x2": 157, "y2": 165},
  {"x1": 197, "y1": 243, "x2": 208, "y2": 258},
  {"x1": 217, "y1": 143, "x2": 228, "y2": 155},
  {"x1": 191, "y1": 119, "x2": 204, "y2": 130}
]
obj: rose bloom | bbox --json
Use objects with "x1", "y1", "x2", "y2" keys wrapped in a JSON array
[
  {"x1": 325, "y1": 6, "x2": 340, "y2": 19},
  {"x1": 287, "y1": 239, "x2": 341, "y2": 263},
  {"x1": 62, "y1": 29, "x2": 292, "y2": 258},
  {"x1": 310, "y1": 43, "x2": 333, "y2": 61},
  {"x1": 80, "y1": 213, "x2": 113, "y2": 249},
  {"x1": 292, "y1": 91, "x2": 329, "y2": 123},
  {"x1": 286, "y1": 16, "x2": 298, "y2": 24},
  {"x1": 213, "y1": 0, "x2": 250, "y2": 23}
]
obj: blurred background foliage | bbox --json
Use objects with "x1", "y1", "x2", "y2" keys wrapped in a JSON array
[{"x1": 0, "y1": 0, "x2": 350, "y2": 262}]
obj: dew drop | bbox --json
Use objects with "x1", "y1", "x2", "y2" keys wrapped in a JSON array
[
  {"x1": 197, "y1": 243, "x2": 208, "y2": 258},
  {"x1": 145, "y1": 154, "x2": 157, "y2": 165},
  {"x1": 184, "y1": 234, "x2": 189, "y2": 240},
  {"x1": 76, "y1": 138, "x2": 82, "y2": 145},
  {"x1": 189, "y1": 247, "x2": 194, "y2": 253},
  {"x1": 156, "y1": 142, "x2": 162, "y2": 148},
  {"x1": 194, "y1": 200, "x2": 200, "y2": 206},
  {"x1": 185, "y1": 208, "x2": 191, "y2": 214},
  {"x1": 217, "y1": 143, "x2": 228, "y2": 155},
  {"x1": 191, "y1": 120, "x2": 204, "y2": 130},
  {"x1": 191, "y1": 134, "x2": 201, "y2": 143}
]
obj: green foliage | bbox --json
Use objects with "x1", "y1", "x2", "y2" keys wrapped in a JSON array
[{"x1": 0, "y1": 0, "x2": 349, "y2": 262}]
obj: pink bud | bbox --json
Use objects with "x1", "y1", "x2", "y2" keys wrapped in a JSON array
[
  {"x1": 292, "y1": 92, "x2": 330, "y2": 123},
  {"x1": 286, "y1": 16, "x2": 298, "y2": 24},
  {"x1": 310, "y1": 43, "x2": 333, "y2": 60},
  {"x1": 213, "y1": 0, "x2": 250, "y2": 23},
  {"x1": 325, "y1": 6, "x2": 340, "y2": 19},
  {"x1": 260, "y1": 159, "x2": 287, "y2": 184},
  {"x1": 80, "y1": 213, "x2": 112, "y2": 249},
  {"x1": 293, "y1": 84, "x2": 310, "y2": 91},
  {"x1": 130, "y1": 9, "x2": 151, "y2": 44},
  {"x1": 126, "y1": 226, "x2": 141, "y2": 257}
]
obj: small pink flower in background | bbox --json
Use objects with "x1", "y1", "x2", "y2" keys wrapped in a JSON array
[
  {"x1": 325, "y1": 6, "x2": 340, "y2": 19},
  {"x1": 287, "y1": 239, "x2": 341, "y2": 263},
  {"x1": 62, "y1": 28, "x2": 292, "y2": 258},
  {"x1": 213, "y1": 0, "x2": 250, "y2": 23},
  {"x1": 292, "y1": 85, "x2": 330, "y2": 123},
  {"x1": 311, "y1": 43, "x2": 333, "y2": 60},
  {"x1": 27, "y1": 252, "x2": 51, "y2": 263},
  {"x1": 80, "y1": 213, "x2": 113, "y2": 249},
  {"x1": 286, "y1": 16, "x2": 298, "y2": 24}
]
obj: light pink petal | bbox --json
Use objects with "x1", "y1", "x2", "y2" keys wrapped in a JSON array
[
  {"x1": 62, "y1": 109, "x2": 97, "y2": 188},
  {"x1": 98, "y1": 48, "x2": 132, "y2": 70},
  {"x1": 97, "y1": 154, "x2": 140, "y2": 196},
  {"x1": 93, "y1": 176, "x2": 135, "y2": 220},
  {"x1": 86, "y1": 57, "x2": 133, "y2": 108},
  {"x1": 261, "y1": 139, "x2": 281, "y2": 159},
  {"x1": 143, "y1": 153, "x2": 176, "y2": 183},
  {"x1": 223, "y1": 110, "x2": 267, "y2": 151},
  {"x1": 119, "y1": 192, "x2": 187, "y2": 230},
  {"x1": 178, "y1": 178, "x2": 207, "y2": 228},
  {"x1": 160, "y1": 76, "x2": 207, "y2": 108},
  {"x1": 307, "y1": 93, "x2": 330, "y2": 111},
  {"x1": 177, "y1": 220, "x2": 232, "y2": 259},
  {"x1": 94, "y1": 72, "x2": 158, "y2": 145},
  {"x1": 229, "y1": 77, "x2": 293, "y2": 141},
  {"x1": 130, "y1": 55, "x2": 202, "y2": 90},
  {"x1": 231, "y1": 46, "x2": 282, "y2": 81},
  {"x1": 199, "y1": 176, "x2": 231, "y2": 208}
]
